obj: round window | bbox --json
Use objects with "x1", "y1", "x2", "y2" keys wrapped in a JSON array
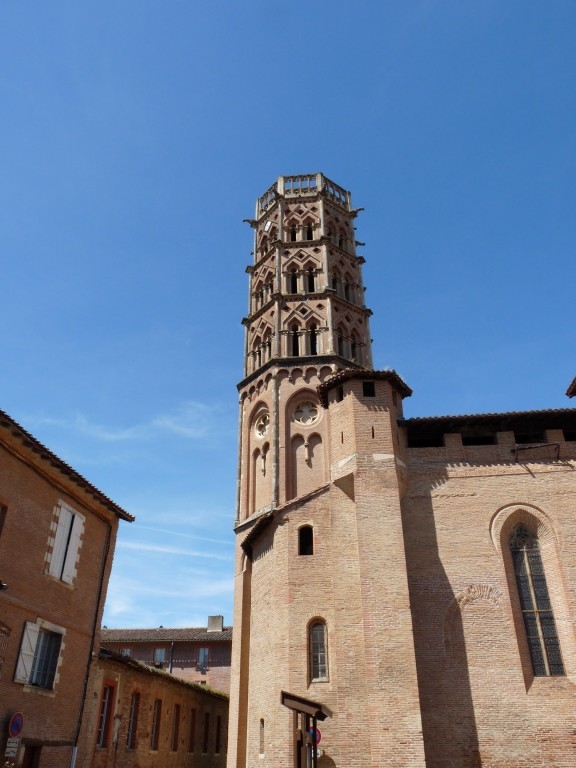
[
  {"x1": 254, "y1": 411, "x2": 270, "y2": 438},
  {"x1": 293, "y1": 401, "x2": 319, "y2": 426}
]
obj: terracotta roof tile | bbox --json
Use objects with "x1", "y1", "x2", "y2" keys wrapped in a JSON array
[
  {"x1": 101, "y1": 626, "x2": 233, "y2": 643},
  {"x1": 317, "y1": 368, "x2": 412, "y2": 407},
  {"x1": 0, "y1": 407, "x2": 134, "y2": 521}
]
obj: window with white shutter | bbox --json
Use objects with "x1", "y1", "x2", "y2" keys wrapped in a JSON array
[
  {"x1": 48, "y1": 502, "x2": 85, "y2": 584},
  {"x1": 14, "y1": 620, "x2": 64, "y2": 689}
]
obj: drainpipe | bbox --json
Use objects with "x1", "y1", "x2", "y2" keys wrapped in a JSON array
[
  {"x1": 69, "y1": 520, "x2": 113, "y2": 768},
  {"x1": 169, "y1": 640, "x2": 175, "y2": 674}
]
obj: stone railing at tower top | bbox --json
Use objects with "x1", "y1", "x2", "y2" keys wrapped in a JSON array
[{"x1": 256, "y1": 173, "x2": 352, "y2": 216}]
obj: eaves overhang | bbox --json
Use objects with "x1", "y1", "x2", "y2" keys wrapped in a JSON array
[
  {"x1": 318, "y1": 368, "x2": 412, "y2": 408},
  {"x1": 0, "y1": 407, "x2": 134, "y2": 522}
]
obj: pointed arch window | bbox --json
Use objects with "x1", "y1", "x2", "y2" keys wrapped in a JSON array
[
  {"x1": 290, "y1": 225, "x2": 297, "y2": 242},
  {"x1": 510, "y1": 524, "x2": 564, "y2": 676},
  {"x1": 309, "y1": 621, "x2": 328, "y2": 681},
  {"x1": 305, "y1": 223, "x2": 313, "y2": 240}
]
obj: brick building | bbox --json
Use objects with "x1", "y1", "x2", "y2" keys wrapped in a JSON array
[
  {"x1": 79, "y1": 648, "x2": 228, "y2": 768},
  {"x1": 227, "y1": 174, "x2": 576, "y2": 768},
  {"x1": 0, "y1": 407, "x2": 133, "y2": 767},
  {"x1": 101, "y1": 616, "x2": 232, "y2": 693}
]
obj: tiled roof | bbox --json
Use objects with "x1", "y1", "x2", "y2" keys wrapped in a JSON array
[
  {"x1": 400, "y1": 407, "x2": 576, "y2": 442},
  {"x1": 101, "y1": 626, "x2": 233, "y2": 643},
  {"x1": 566, "y1": 377, "x2": 576, "y2": 398},
  {"x1": 317, "y1": 368, "x2": 412, "y2": 407},
  {"x1": 99, "y1": 649, "x2": 229, "y2": 699},
  {"x1": 401, "y1": 407, "x2": 576, "y2": 425},
  {"x1": 0, "y1": 407, "x2": 134, "y2": 522}
]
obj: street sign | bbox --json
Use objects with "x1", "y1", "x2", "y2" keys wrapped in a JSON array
[
  {"x1": 309, "y1": 726, "x2": 322, "y2": 746},
  {"x1": 5, "y1": 736, "x2": 20, "y2": 758},
  {"x1": 8, "y1": 712, "x2": 24, "y2": 738}
]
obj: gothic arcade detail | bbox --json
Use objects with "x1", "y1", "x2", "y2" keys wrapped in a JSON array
[{"x1": 237, "y1": 175, "x2": 374, "y2": 521}]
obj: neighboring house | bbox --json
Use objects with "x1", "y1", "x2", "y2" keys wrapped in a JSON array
[
  {"x1": 228, "y1": 174, "x2": 576, "y2": 768},
  {"x1": 0, "y1": 407, "x2": 133, "y2": 767},
  {"x1": 101, "y1": 616, "x2": 232, "y2": 693},
  {"x1": 79, "y1": 648, "x2": 228, "y2": 768}
]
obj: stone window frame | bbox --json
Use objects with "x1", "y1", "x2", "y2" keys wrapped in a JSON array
[
  {"x1": 308, "y1": 618, "x2": 329, "y2": 683},
  {"x1": 490, "y1": 503, "x2": 576, "y2": 687}
]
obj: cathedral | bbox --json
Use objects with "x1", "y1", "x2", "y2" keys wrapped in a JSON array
[{"x1": 227, "y1": 174, "x2": 576, "y2": 768}]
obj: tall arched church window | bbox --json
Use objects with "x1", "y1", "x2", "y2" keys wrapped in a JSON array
[
  {"x1": 298, "y1": 525, "x2": 314, "y2": 556},
  {"x1": 290, "y1": 225, "x2": 297, "y2": 242},
  {"x1": 309, "y1": 621, "x2": 328, "y2": 681},
  {"x1": 305, "y1": 223, "x2": 313, "y2": 240},
  {"x1": 509, "y1": 524, "x2": 565, "y2": 676}
]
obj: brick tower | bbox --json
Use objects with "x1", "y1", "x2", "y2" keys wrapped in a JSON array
[{"x1": 227, "y1": 174, "x2": 427, "y2": 768}]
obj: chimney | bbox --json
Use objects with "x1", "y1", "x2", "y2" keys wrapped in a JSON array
[{"x1": 207, "y1": 615, "x2": 224, "y2": 632}]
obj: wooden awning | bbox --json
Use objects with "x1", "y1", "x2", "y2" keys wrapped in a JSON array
[{"x1": 280, "y1": 690, "x2": 332, "y2": 721}]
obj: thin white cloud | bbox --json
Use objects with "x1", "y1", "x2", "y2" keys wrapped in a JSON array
[
  {"x1": 30, "y1": 400, "x2": 221, "y2": 443},
  {"x1": 117, "y1": 540, "x2": 233, "y2": 561}
]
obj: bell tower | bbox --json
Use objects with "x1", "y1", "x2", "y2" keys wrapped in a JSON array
[
  {"x1": 236, "y1": 173, "x2": 373, "y2": 523},
  {"x1": 228, "y1": 175, "x2": 425, "y2": 768}
]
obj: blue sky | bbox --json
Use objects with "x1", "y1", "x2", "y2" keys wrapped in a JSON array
[{"x1": 1, "y1": 1, "x2": 574, "y2": 628}]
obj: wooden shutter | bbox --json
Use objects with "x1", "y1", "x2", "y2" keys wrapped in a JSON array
[{"x1": 14, "y1": 621, "x2": 39, "y2": 683}]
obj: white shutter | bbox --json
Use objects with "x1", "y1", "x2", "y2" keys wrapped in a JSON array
[
  {"x1": 14, "y1": 621, "x2": 39, "y2": 683},
  {"x1": 49, "y1": 506, "x2": 72, "y2": 579},
  {"x1": 61, "y1": 513, "x2": 84, "y2": 584}
]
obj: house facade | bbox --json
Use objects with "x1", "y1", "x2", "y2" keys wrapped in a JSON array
[
  {"x1": 0, "y1": 407, "x2": 133, "y2": 767},
  {"x1": 79, "y1": 648, "x2": 228, "y2": 768},
  {"x1": 227, "y1": 174, "x2": 576, "y2": 768},
  {"x1": 101, "y1": 616, "x2": 232, "y2": 693}
]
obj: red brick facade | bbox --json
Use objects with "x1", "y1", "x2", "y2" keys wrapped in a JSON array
[
  {"x1": 0, "y1": 408, "x2": 133, "y2": 767},
  {"x1": 79, "y1": 650, "x2": 228, "y2": 768},
  {"x1": 101, "y1": 620, "x2": 232, "y2": 693},
  {"x1": 227, "y1": 176, "x2": 576, "y2": 768}
]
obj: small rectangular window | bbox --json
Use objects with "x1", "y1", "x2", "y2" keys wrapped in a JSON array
[
  {"x1": 362, "y1": 381, "x2": 375, "y2": 397},
  {"x1": 197, "y1": 647, "x2": 209, "y2": 670},
  {"x1": 215, "y1": 715, "x2": 222, "y2": 754},
  {"x1": 171, "y1": 704, "x2": 181, "y2": 752},
  {"x1": 188, "y1": 708, "x2": 197, "y2": 752},
  {"x1": 461, "y1": 434, "x2": 496, "y2": 446},
  {"x1": 0, "y1": 504, "x2": 7, "y2": 539},
  {"x1": 151, "y1": 699, "x2": 162, "y2": 750},
  {"x1": 203, "y1": 713, "x2": 210, "y2": 753},
  {"x1": 154, "y1": 647, "x2": 165, "y2": 666},
  {"x1": 126, "y1": 692, "x2": 140, "y2": 749},
  {"x1": 97, "y1": 684, "x2": 115, "y2": 748},
  {"x1": 515, "y1": 431, "x2": 545, "y2": 444}
]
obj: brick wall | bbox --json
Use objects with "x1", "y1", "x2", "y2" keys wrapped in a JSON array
[{"x1": 79, "y1": 652, "x2": 229, "y2": 768}]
